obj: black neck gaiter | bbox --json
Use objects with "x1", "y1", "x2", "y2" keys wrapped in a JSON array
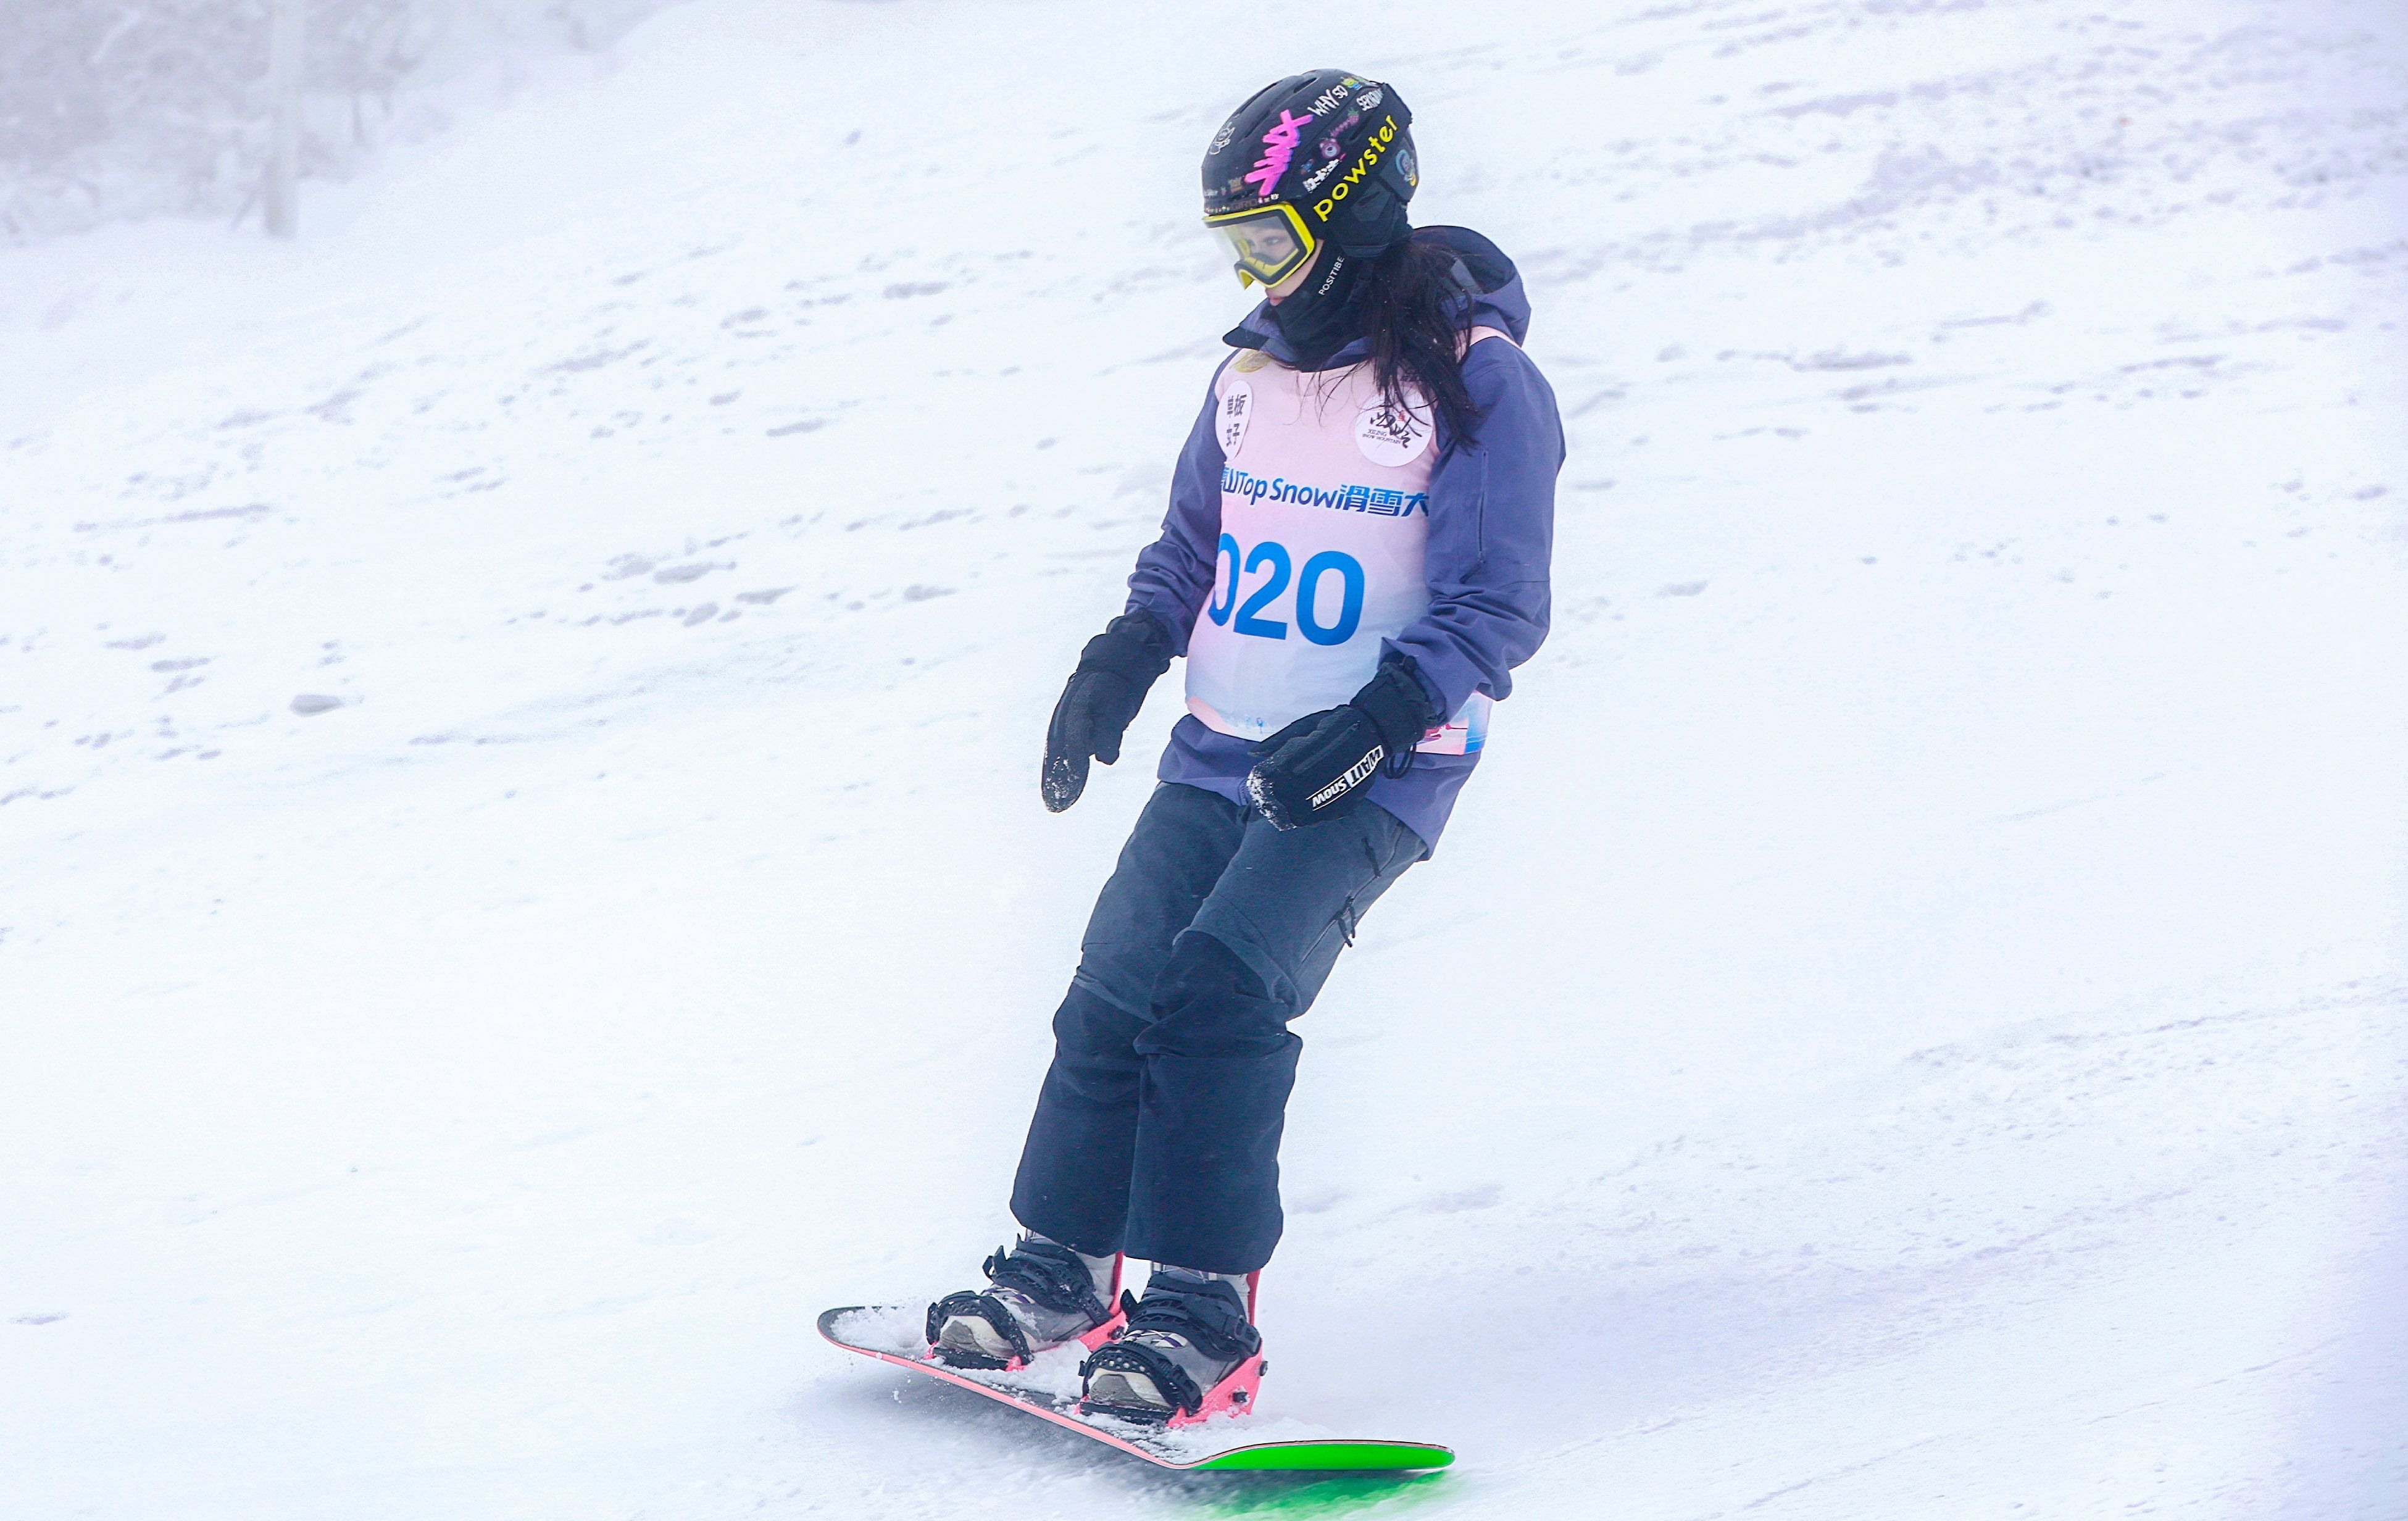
[{"x1": 1267, "y1": 249, "x2": 1375, "y2": 371}]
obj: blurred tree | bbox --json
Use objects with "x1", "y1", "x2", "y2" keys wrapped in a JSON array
[{"x1": 0, "y1": 0, "x2": 670, "y2": 241}]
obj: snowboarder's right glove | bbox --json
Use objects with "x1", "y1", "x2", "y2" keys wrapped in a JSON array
[
  {"x1": 1042, "y1": 612, "x2": 1173, "y2": 813},
  {"x1": 1243, "y1": 656, "x2": 1436, "y2": 830}
]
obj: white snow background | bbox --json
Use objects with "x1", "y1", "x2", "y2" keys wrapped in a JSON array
[{"x1": 4, "y1": 0, "x2": 2406, "y2": 1515}]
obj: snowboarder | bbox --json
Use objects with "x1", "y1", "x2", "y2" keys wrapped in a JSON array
[{"x1": 929, "y1": 69, "x2": 1564, "y2": 1423}]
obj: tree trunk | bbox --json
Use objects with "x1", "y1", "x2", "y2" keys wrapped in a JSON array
[{"x1": 265, "y1": 0, "x2": 303, "y2": 238}]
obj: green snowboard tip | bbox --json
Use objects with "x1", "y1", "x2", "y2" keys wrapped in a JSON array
[{"x1": 1191, "y1": 1440, "x2": 1455, "y2": 1472}]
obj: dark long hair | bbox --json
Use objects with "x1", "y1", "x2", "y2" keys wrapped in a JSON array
[{"x1": 1362, "y1": 233, "x2": 1483, "y2": 446}]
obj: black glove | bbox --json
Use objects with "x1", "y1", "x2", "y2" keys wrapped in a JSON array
[
  {"x1": 1243, "y1": 656, "x2": 1438, "y2": 831},
  {"x1": 1042, "y1": 613, "x2": 1173, "y2": 813}
]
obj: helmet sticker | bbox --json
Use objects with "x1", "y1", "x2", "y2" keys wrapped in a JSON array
[
  {"x1": 1306, "y1": 80, "x2": 1360, "y2": 115},
  {"x1": 1302, "y1": 112, "x2": 1364, "y2": 193},
  {"x1": 1244, "y1": 109, "x2": 1314, "y2": 199}
]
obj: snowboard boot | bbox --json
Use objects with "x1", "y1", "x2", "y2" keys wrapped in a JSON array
[
  {"x1": 927, "y1": 1235, "x2": 1121, "y2": 1370},
  {"x1": 1078, "y1": 1267, "x2": 1265, "y2": 1425}
]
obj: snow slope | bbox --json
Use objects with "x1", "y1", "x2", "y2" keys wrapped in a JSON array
[{"x1": 4, "y1": 0, "x2": 2404, "y2": 1516}]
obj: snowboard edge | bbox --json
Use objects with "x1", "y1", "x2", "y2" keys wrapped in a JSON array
[{"x1": 817, "y1": 1306, "x2": 1454, "y2": 1473}]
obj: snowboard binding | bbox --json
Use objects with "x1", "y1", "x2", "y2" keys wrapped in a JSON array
[
  {"x1": 925, "y1": 1244, "x2": 1125, "y2": 1372},
  {"x1": 1077, "y1": 1271, "x2": 1265, "y2": 1428}
]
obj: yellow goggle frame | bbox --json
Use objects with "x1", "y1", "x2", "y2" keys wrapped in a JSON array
[{"x1": 1204, "y1": 202, "x2": 1318, "y2": 289}]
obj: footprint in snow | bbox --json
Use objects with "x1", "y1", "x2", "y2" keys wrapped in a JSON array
[{"x1": 1422, "y1": 1185, "x2": 1502, "y2": 1214}]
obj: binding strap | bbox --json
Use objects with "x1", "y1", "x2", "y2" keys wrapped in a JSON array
[
  {"x1": 925, "y1": 1240, "x2": 1113, "y2": 1367},
  {"x1": 1077, "y1": 1280, "x2": 1263, "y2": 1419}
]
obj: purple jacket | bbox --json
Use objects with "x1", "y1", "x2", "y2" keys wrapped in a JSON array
[{"x1": 1125, "y1": 227, "x2": 1563, "y2": 849}]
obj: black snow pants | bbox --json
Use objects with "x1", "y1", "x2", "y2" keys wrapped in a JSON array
[{"x1": 1010, "y1": 780, "x2": 1426, "y2": 1275}]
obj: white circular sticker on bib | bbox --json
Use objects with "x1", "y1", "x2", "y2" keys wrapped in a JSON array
[
  {"x1": 1217, "y1": 378, "x2": 1253, "y2": 457},
  {"x1": 1356, "y1": 393, "x2": 1433, "y2": 466}
]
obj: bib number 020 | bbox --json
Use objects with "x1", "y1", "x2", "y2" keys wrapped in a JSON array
[{"x1": 1207, "y1": 536, "x2": 1365, "y2": 647}]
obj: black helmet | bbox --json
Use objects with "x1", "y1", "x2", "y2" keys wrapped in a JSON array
[{"x1": 1200, "y1": 70, "x2": 1417, "y2": 286}]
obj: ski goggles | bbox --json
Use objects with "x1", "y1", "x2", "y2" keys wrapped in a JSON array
[{"x1": 1204, "y1": 202, "x2": 1317, "y2": 288}]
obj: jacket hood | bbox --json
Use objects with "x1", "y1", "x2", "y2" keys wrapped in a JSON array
[{"x1": 1224, "y1": 225, "x2": 1531, "y2": 366}]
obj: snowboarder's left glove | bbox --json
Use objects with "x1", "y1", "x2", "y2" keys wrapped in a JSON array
[
  {"x1": 1043, "y1": 612, "x2": 1174, "y2": 813},
  {"x1": 1244, "y1": 656, "x2": 1437, "y2": 831}
]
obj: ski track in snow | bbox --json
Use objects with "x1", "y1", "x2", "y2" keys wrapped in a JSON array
[{"x1": 2, "y1": 0, "x2": 2404, "y2": 1517}]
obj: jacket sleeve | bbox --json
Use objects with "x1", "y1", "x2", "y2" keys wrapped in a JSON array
[
  {"x1": 1122, "y1": 370, "x2": 1230, "y2": 657},
  {"x1": 1385, "y1": 339, "x2": 1564, "y2": 716}
]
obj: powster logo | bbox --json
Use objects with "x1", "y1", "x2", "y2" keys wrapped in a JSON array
[
  {"x1": 1311, "y1": 114, "x2": 1400, "y2": 220},
  {"x1": 1221, "y1": 465, "x2": 1428, "y2": 517}
]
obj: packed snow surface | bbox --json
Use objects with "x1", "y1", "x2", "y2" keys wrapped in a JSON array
[{"x1": 4, "y1": 0, "x2": 2405, "y2": 1516}]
